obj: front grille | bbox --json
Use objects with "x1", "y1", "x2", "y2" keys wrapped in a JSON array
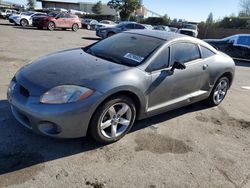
[{"x1": 20, "y1": 85, "x2": 30, "y2": 98}]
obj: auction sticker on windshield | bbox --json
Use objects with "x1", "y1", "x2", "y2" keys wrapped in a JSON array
[{"x1": 124, "y1": 53, "x2": 144, "y2": 63}]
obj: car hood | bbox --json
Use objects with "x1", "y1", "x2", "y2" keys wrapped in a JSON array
[{"x1": 16, "y1": 48, "x2": 129, "y2": 96}]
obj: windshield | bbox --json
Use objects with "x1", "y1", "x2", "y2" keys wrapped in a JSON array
[
  {"x1": 183, "y1": 24, "x2": 197, "y2": 30},
  {"x1": 23, "y1": 12, "x2": 34, "y2": 16},
  {"x1": 48, "y1": 12, "x2": 59, "y2": 17},
  {"x1": 84, "y1": 33, "x2": 164, "y2": 66}
]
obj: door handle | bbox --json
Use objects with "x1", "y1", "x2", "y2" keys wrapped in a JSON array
[{"x1": 203, "y1": 64, "x2": 208, "y2": 70}]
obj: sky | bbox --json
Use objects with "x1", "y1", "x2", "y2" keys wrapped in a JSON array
[{"x1": 6, "y1": 0, "x2": 241, "y2": 22}]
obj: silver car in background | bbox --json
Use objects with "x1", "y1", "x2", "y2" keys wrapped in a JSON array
[
  {"x1": 96, "y1": 22, "x2": 147, "y2": 39},
  {"x1": 8, "y1": 30, "x2": 235, "y2": 143}
]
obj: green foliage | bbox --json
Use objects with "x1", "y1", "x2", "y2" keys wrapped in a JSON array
[
  {"x1": 140, "y1": 16, "x2": 171, "y2": 26},
  {"x1": 92, "y1": 1, "x2": 103, "y2": 15},
  {"x1": 219, "y1": 16, "x2": 250, "y2": 29},
  {"x1": 27, "y1": 0, "x2": 36, "y2": 10},
  {"x1": 107, "y1": 0, "x2": 141, "y2": 21}
]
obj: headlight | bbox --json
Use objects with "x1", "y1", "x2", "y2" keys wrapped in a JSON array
[{"x1": 40, "y1": 85, "x2": 94, "y2": 104}]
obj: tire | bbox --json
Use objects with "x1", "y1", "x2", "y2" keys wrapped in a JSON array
[
  {"x1": 47, "y1": 21, "x2": 55, "y2": 31},
  {"x1": 90, "y1": 96, "x2": 136, "y2": 144},
  {"x1": 72, "y1": 23, "x2": 79, "y2": 32},
  {"x1": 107, "y1": 32, "x2": 115, "y2": 38},
  {"x1": 206, "y1": 77, "x2": 229, "y2": 106},
  {"x1": 20, "y1": 19, "x2": 28, "y2": 27}
]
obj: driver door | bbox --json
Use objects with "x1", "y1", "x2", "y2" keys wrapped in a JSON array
[
  {"x1": 147, "y1": 42, "x2": 205, "y2": 115},
  {"x1": 55, "y1": 13, "x2": 66, "y2": 28}
]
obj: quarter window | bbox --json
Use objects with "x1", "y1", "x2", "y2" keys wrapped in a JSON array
[
  {"x1": 134, "y1": 24, "x2": 145, "y2": 29},
  {"x1": 200, "y1": 46, "x2": 215, "y2": 58},
  {"x1": 150, "y1": 47, "x2": 170, "y2": 71},
  {"x1": 170, "y1": 42, "x2": 200, "y2": 66}
]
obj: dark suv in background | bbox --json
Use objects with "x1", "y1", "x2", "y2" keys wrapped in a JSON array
[
  {"x1": 33, "y1": 12, "x2": 81, "y2": 31},
  {"x1": 96, "y1": 22, "x2": 147, "y2": 39}
]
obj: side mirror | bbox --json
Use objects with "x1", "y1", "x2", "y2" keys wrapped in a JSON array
[{"x1": 170, "y1": 61, "x2": 186, "y2": 72}]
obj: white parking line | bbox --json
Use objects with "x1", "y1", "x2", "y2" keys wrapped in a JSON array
[{"x1": 241, "y1": 86, "x2": 250, "y2": 90}]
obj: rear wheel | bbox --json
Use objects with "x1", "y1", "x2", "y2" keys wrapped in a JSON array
[
  {"x1": 207, "y1": 77, "x2": 229, "y2": 106},
  {"x1": 90, "y1": 96, "x2": 136, "y2": 144},
  {"x1": 107, "y1": 32, "x2": 115, "y2": 37},
  {"x1": 72, "y1": 23, "x2": 79, "y2": 31},
  {"x1": 47, "y1": 22, "x2": 55, "y2": 31},
  {"x1": 20, "y1": 19, "x2": 28, "y2": 27}
]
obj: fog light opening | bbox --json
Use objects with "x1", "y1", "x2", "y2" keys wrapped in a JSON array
[{"x1": 39, "y1": 122, "x2": 62, "y2": 135}]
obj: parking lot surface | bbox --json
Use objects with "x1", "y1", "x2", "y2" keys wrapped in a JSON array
[{"x1": 0, "y1": 19, "x2": 250, "y2": 188}]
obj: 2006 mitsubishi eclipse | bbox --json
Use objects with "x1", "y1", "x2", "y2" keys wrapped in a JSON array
[{"x1": 7, "y1": 30, "x2": 235, "y2": 143}]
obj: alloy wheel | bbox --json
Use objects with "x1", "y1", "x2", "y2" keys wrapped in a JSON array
[
  {"x1": 213, "y1": 79, "x2": 228, "y2": 104},
  {"x1": 99, "y1": 103, "x2": 132, "y2": 139}
]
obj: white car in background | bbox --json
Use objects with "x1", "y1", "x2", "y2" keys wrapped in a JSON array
[
  {"x1": 178, "y1": 23, "x2": 198, "y2": 38},
  {"x1": 12, "y1": 12, "x2": 46, "y2": 27},
  {"x1": 0, "y1": 9, "x2": 17, "y2": 19},
  {"x1": 95, "y1": 20, "x2": 116, "y2": 29}
]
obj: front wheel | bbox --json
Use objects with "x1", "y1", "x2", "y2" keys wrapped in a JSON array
[
  {"x1": 90, "y1": 96, "x2": 136, "y2": 144},
  {"x1": 47, "y1": 22, "x2": 55, "y2": 31},
  {"x1": 20, "y1": 19, "x2": 28, "y2": 27},
  {"x1": 207, "y1": 77, "x2": 229, "y2": 106}
]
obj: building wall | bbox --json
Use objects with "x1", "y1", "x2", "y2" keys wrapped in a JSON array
[
  {"x1": 41, "y1": 1, "x2": 116, "y2": 15},
  {"x1": 42, "y1": 2, "x2": 79, "y2": 10}
]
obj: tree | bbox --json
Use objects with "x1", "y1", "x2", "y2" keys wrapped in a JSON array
[
  {"x1": 206, "y1": 12, "x2": 214, "y2": 24},
  {"x1": 239, "y1": 0, "x2": 250, "y2": 16},
  {"x1": 92, "y1": 1, "x2": 103, "y2": 15},
  {"x1": 107, "y1": 0, "x2": 141, "y2": 21},
  {"x1": 204, "y1": 12, "x2": 214, "y2": 38},
  {"x1": 27, "y1": 0, "x2": 36, "y2": 10}
]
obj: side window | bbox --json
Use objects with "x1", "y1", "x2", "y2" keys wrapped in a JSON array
[
  {"x1": 135, "y1": 24, "x2": 145, "y2": 29},
  {"x1": 170, "y1": 42, "x2": 200, "y2": 66},
  {"x1": 200, "y1": 46, "x2": 215, "y2": 58},
  {"x1": 150, "y1": 47, "x2": 170, "y2": 71},
  {"x1": 125, "y1": 24, "x2": 134, "y2": 29},
  {"x1": 65, "y1": 14, "x2": 71, "y2": 18},
  {"x1": 237, "y1": 36, "x2": 250, "y2": 46},
  {"x1": 60, "y1": 13, "x2": 67, "y2": 18}
]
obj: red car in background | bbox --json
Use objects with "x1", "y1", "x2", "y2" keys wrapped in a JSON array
[{"x1": 32, "y1": 12, "x2": 81, "y2": 31}]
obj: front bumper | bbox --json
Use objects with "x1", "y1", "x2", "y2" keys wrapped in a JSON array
[{"x1": 8, "y1": 81, "x2": 103, "y2": 138}]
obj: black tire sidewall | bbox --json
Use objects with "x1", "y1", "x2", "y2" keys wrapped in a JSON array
[
  {"x1": 108, "y1": 32, "x2": 114, "y2": 37},
  {"x1": 208, "y1": 77, "x2": 229, "y2": 106},
  {"x1": 90, "y1": 96, "x2": 136, "y2": 144}
]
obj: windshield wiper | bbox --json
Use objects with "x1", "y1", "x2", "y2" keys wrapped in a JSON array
[
  {"x1": 85, "y1": 48, "x2": 96, "y2": 56},
  {"x1": 95, "y1": 54, "x2": 124, "y2": 65}
]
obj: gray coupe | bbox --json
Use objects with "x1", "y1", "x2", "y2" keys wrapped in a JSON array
[{"x1": 7, "y1": 30, "x2": 235, "y2": 143}]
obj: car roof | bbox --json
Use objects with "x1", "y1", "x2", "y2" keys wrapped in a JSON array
[
  {"x1": 124, "y1": 30, "x2": 217, "y2": 52},
  {"x1": 125, "y1": 30, "x2": 186, "y2": 41}
]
